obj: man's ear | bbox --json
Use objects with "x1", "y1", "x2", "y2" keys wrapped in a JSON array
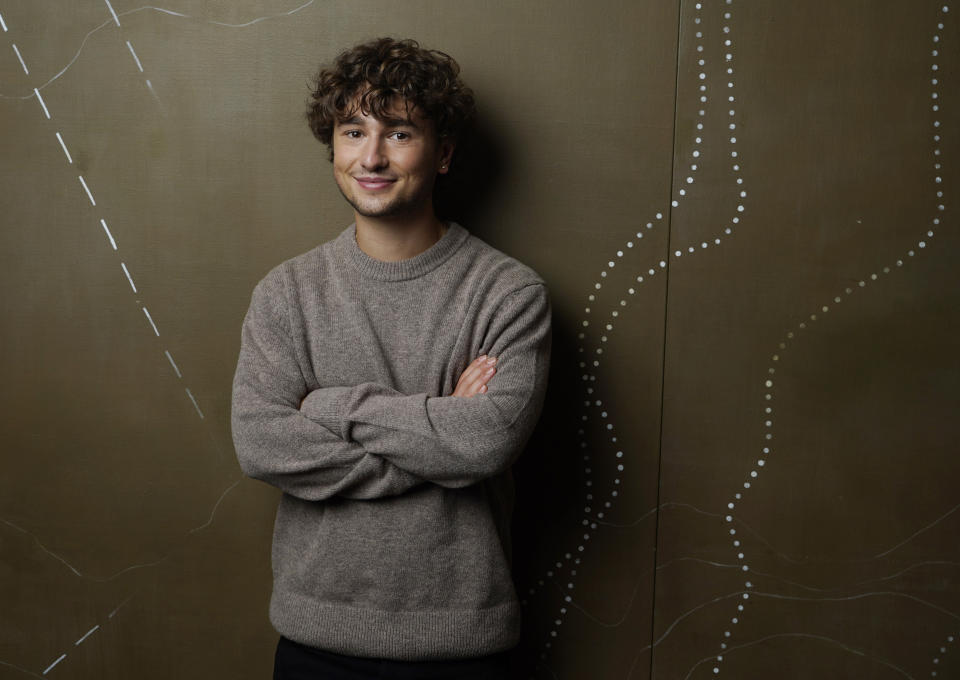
[{"x1": 437, "y1": 139, "x2": 456, "y2": 174}]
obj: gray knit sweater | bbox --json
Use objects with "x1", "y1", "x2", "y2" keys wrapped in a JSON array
[{"x1": 231, "y1": 223, "x2": 551, "y2": 660}]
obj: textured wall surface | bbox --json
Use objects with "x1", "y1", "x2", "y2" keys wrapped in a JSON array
[{"x1": 0, "y1": 1, "x2": 956, "y2": 679}]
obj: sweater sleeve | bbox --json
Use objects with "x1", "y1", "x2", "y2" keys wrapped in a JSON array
[
  {"x1": 299, "y1": 283, "x2": 551, "y2": 487},
  {"x1": 230, "y1": 271, "x2": 426, "y2": 501}
]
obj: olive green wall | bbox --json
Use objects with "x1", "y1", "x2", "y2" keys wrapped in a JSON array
[{"x1": 1, "y1": 1, "x2": 957, "y2": 678}]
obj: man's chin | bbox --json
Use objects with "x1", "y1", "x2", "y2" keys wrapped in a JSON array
[
  {"x1": 350, "y1": 199, "x2": 417, "y2": 220},
  {"x1": 355, "y1": 206, "x2": 396, "y2": 218}
]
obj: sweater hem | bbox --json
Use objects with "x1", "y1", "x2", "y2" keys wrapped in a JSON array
[{"x1": 270, "y1": 591, "x2": 521, "y2": 660}]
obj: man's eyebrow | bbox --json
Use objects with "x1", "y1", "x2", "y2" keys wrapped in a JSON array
[
  {"x1": 380, "y1": 115, "x2": 421, "y2": 129},
  {"x1": 338, "y1": 115, "x2": 421, "y2": 130}
]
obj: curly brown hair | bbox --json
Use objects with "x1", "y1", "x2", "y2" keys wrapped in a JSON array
[{"x1": 306, "y1": 37, "x2": 476, "y2": 161}]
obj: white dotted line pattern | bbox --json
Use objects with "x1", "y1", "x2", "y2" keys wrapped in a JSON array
[
  {"x1": 930, "y1": 632, "x2": 957, "y2": 677},
  {"x1": 528, "y1": 0, "x2": 751, "y2": 668},
  {"x1": 3, "y1": 10, "x2": 203, "y2": 421},
  {"x1": 672, "y1": 0, "x2": 746, "y2": 260},
  {"x1": 709, "y1": 6, "x2": 950, "y2": 677},
  {"x1": 928, "y1": 16, "x2": 952, "y2": 680},
  {"x1": 581, "y1": 0, "x2": 746, "y2": 301}
]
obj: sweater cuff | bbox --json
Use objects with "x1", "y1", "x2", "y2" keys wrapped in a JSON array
[{"x1": 300, "y1": 386, "x2": 354, "y2": 438}]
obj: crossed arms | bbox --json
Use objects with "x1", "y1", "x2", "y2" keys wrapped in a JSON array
[{"x1": 230, "y1": 271, "x2": 551, "y2": 502}]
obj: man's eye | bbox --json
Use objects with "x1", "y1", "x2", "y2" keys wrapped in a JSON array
[
  {"x1": 391, "y1": 132, "x2": 410, "y2": 141},
  {"x1": 344, "y1": 130, "x2": 361, "y2": 138}
]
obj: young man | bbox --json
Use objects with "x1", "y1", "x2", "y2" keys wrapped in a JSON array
[{"x1": 231, "y1": 38, "x2": 551, "y2": 678}]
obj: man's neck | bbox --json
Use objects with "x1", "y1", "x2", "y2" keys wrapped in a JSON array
[{"x1": 355, "y1": 212, "x2": 448, "y2": 262}]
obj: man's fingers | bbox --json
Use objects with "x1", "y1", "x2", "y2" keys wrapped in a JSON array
[
  {"x1": 454, "y1": 357, "x2": 483, "y2": 390},
  {"x1": 456, "y1": 364, "x2": 495, "y2": 397},
  {"x1": 462, "y1": 356, "x2": 496, "y2": 385},
  {"x1": 453, "y1": 355, "x2": 497, "y2": 397}
]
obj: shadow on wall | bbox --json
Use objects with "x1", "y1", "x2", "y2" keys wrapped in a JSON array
[
  {"x1": 511, "y1": 310, "x2": 590, "y2": 677},
  {"x1": 434, "y1": 115, "x2": 508, "y2": 229}
]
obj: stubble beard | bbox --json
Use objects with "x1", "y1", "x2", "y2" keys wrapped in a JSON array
[
  {"x1": 336, "y1": 176, "x2": 433, "y2": 221},
  {"x1": 343, "y1": 191, "x2": 415, "y2": 219}
]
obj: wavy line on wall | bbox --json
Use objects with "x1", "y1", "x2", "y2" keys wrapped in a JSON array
[
  {"x1": 0, "y1": 477, "x2": 242, "y2": 584},
  {"x1": 529, "y1": 1, "x2": 750, "y2": 675},
  {"x1": 537, "y1": 496, "x2": 960, "y2": 639},
  {"x1": 586, "y1": 500, "x2": 960, "y2": 600},
  {"x1": 0, "y1": 0, "x2": 315, "y2": 99},
  {"x1": 702, "y1": 4, "x2": 953, "y2": 677},
  {"x1": 716, "y1": 502, "x2": 960, "y2": 566},
  {"x1": 681, "y1": 632, "x2": 917, "y2": 680},
  {"x1": 560, "y1": 555, "x2": 960, "y2": 629},
  {"x1": 0, "y1": 660, "x2": 44, "y2": 679},
  {"x1": 600, "y1": 499, "x2": 960, "y2": 568},
  {"x1": 549, "y1": 580, "x2": 960, "y2": 677}
]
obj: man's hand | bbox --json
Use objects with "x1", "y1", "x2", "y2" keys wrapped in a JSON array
[{"x1": 452, "y1": 355, "x2": 497, "y2": 398}]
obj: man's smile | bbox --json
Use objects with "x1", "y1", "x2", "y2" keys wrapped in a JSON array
[{"x1": 354, "y1": 176, "x2": 396, "y2": 190}]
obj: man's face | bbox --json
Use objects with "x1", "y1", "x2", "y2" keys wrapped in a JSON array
[{"x1": 331, "y1": 98, "x2": 453, "y2": 222}]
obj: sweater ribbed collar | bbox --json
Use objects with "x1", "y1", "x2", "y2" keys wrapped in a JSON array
[{"x1": 337, "y1": 222, "x2": 469, "y2": 282}]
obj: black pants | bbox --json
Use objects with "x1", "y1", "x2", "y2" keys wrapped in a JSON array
[{"x1": 273, "y1": 637, "x2": 512, "y2": 680}]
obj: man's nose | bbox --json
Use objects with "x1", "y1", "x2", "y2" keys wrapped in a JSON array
[{"x1": 360, "y1": 136, "x2": 388, "y2": 170}]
